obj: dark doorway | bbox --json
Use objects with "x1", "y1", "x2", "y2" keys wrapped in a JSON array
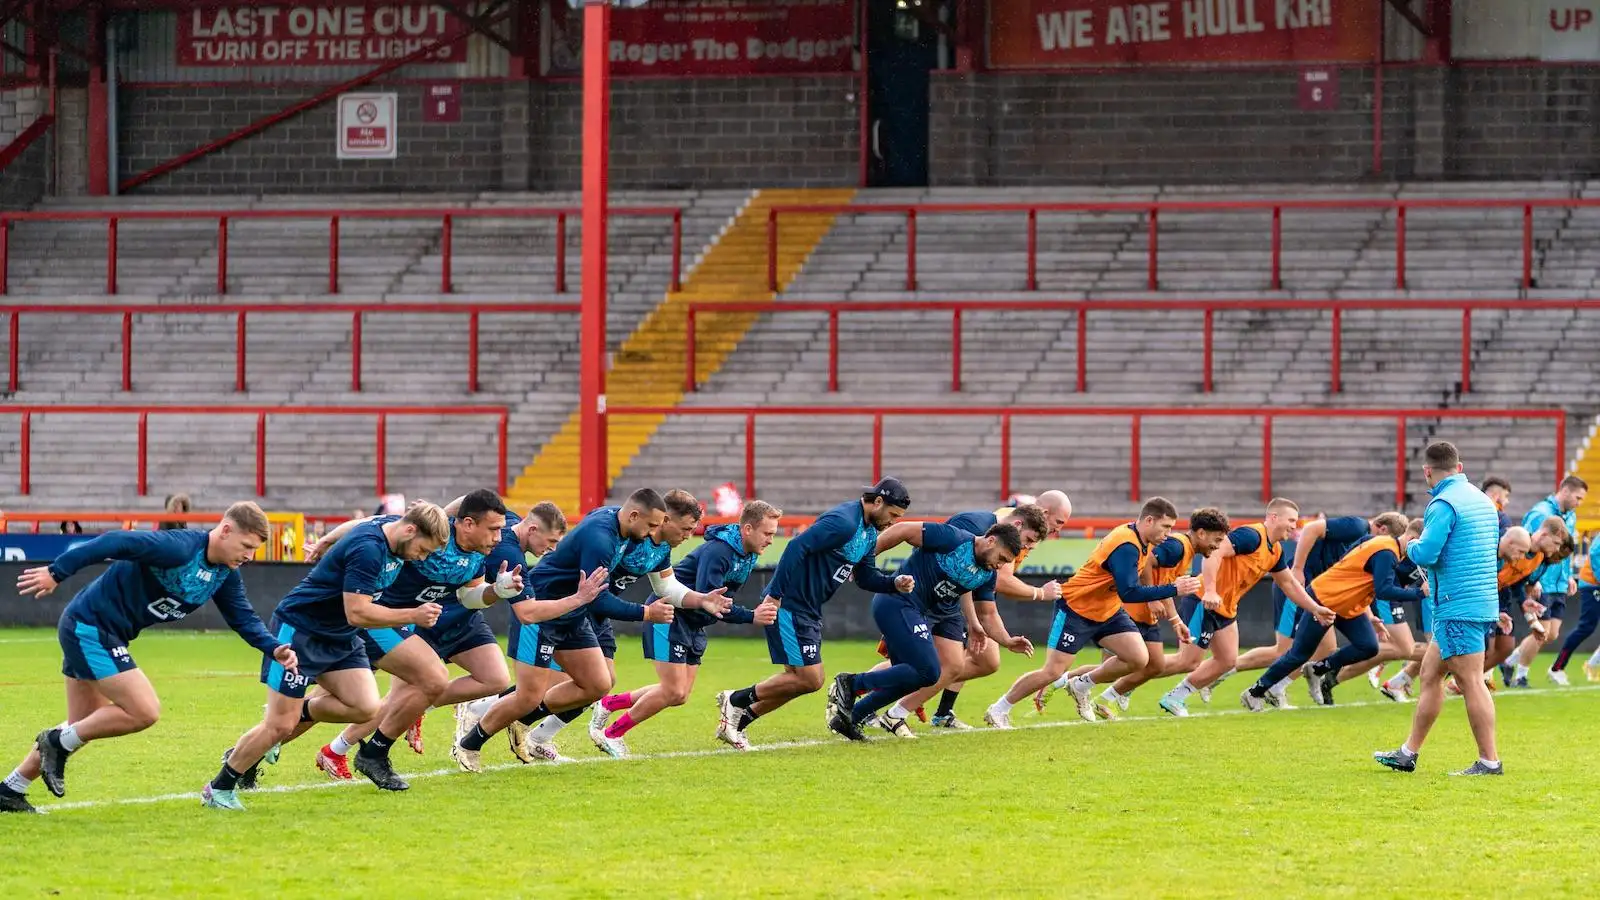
[{"x1": 866, "y1": 0, "x2": 942, "y2": 187}]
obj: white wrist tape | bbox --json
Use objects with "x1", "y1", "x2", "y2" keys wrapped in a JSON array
[
  {"x1": 457, "y1": 583, "x2": 492, "y2": 610},
  {"x1": 492, "y1": 569, "x2": 522, "y2": 599},
  {"x1": 649, "y1": 570, "x2": 692, "y2": 607}
]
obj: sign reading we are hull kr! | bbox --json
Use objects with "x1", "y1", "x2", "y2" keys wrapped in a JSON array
[
  {"x1": 989, "y1": 0, "x2": 1380, "y2": 67},
  {"x1": 178, "y1": 3, "x2": 463, "y2": 66},
  {"x1": 545, "y1": 0, "x2": 857, "y2": 77}
]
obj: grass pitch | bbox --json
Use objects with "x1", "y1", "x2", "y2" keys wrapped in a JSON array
[{"x1": 0, "y1": 628, "x2": 1595, "y2": 898}]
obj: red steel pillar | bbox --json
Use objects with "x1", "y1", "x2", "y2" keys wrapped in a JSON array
[{"x1": 578, "y1": 0, "x2": 612, "y2": 514}]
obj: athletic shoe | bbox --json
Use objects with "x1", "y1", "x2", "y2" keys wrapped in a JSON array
[
  {"x1": 0, "y1": 786, "x2": 36, "y2": 814},
  {"x1": 929, "y1": 714, "x2": 973, "y2": 730},
  {"x1": 450, "y1": 740, "x2": 483, "y2": 773},
  {"x1": 1584, "y1": 661, "x2": 1600, "y2": 683},
  {"x1": 1367, "y1": 667, "x2": 1384, "y2": 690},
  {"x1": 875, "y1": 714, "x2": 917, "y2": 739},
  {"x1": 1512, "y1": 676, "x2": 1531, "y2": 689},
  {"x1": 1263, "y1": 687, "x2": 1288, "y2": 710},
  {"x1": 1373, "y1": 748, "x2": 1418, "y2": 773},
  {"x1": 714, "y1": 691, "x2": 751, "y2": 751},
  {"x1": 201, "y1": 783, "x2": 245, "y2": 811},
  {"x1": 1549, "y1": 668, "x2": 1571, "y2": 686},
  {"x1": 1497, "y1": 662, "x2": 1514, "y2": 688},
  {"x1": 221, "y1": 747, "x2": 261, "y2": 791},
  {"x1": 1240, "y1": 690, "x2": 1266, "y2": 713},
  {"x1": 875, "y1": 639, "x2": 889, "y2": 659},
  {"x1": 1380, "y1": 679, "x2": 1412, "y2": 702},
  {"x1": 826, "y1": 673, "x2": 855, "y2": 724},
  {"x1": 983, "y1": 705, "x2": 1013, "y2": 730},
  {"x1": 34, "y1": 730, "x2": 67, "y2": 798},
  {"x1": 913, "y1": 705, "x2": 927, "y2": 723},
  {"x1": 454, "y1": 702, "x2": 481, "y2": 746},
  {"x1": 507, "y1": 720, "x2": 533, "y2": 761},
  {"x1": 1033, "y1": 681, "x2": 1060, "y2": 714},
  {"x1": 1301, "y1": 663, "x2": 1332, "y2": 706},
  {"x1": 1445, "y1": 677, "x2": 1463, "y2": 696},
  {"x1": 525, "y1": 740, "x2": 566, "y2": 762},
  {"x1": 589, "y1": 703, "x2": 613, "y2": 735},
  {"x1": 1198, "y1": 685, "x2": 1212, "y2": 704},
  {"x1": 826, "y1": 710, "x2": 867, "y2": 742},
  {"x1": 1450, "y1": 760, "x2": 1505, "y2": 776},
  {"x1": 1066, "y1": 677, "x2": 1096, "y2": 723},
  {"x1": 1158, "y1": 693, "x2": 1190, "y2": 718},
  {"x1": 353, "y1": 747, "x2": 410, "y2": 791},
  {"x1": 1093, "y1": 699, "x2": 1121, "y2": 721},
  {"x1": 315, "y1": 745, "x2": 353, "y2": 781},
  {"x1": 404, "y1": 714, "x2": 426, "y2": 755},
  {"x1": 263, "y1": 743, "x2": 282, "y2": 766},
  {"x1": 590, "y1": 730, "x2": 629, "y2": 758}
]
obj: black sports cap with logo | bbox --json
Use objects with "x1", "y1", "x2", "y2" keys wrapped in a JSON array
[{"x1": 863, "y1": 477, "x2": 912, "y2": 509}]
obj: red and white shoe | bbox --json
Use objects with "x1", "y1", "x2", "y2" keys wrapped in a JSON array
[
  {"x1": 404, "y1": 714, "x2": 426, "y2": 755},
  {"x1": 315, "y1": 745, "x2": 353, "y2": 781}
]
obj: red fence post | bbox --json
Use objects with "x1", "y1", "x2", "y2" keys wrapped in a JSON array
[
  {"x1": 7, "y1": 312, "x2": 16, "y2": 392},
  {"x1": 1026, "y1": 209, "x2": 1038, "y2": 291},
  {"x1": 1261, "y1": 414, "x2": 1273, "y2": 503},
  {"x1": 1129, "y1": 414, "x2": 1142, "y2": 501},
  {"x1": 255, "y1": 412, "x2": 266, "y2": 497},
  {"x1": 872, "y1": 413, "x2": 883, "y2": 483},
  {"x1": 1394, "y1": 416, "x2": 1408, "y2": 507},
  {"x1": 235, "y1": 311, "x2": 246, "y2": 392},
  {"x1": 1522, "y1": 205, "x2": 1534, "y2": 289},
  {"x1": 1330, "y1": 307, "x2": 1342, "y2": 393},
  {"x1": 951, "y1": 308, "x2": 962, "y2": 392},
  {"x1": 328, "y1": 216, "x2": 340, "y2": 294},
  {"x1": 1270, "y1": 205, "x2": 1282, "y2": 290},
  {"x1": 670, "y1": 209, "x2": 683, "y2": 292},
  {"x1": 999, "y1": 412, "x2": 1011, "y2": 501},
  {"x1": 828, "y1": 309, "x2": 839, "y2": 393},
  {"x1": 1202, "y1": 308, "x2": 1214, "y2": 393},
  {"x1": 1461, "y1": 309, "x2": 1472, "y2": 393},
  {"x1": 0, "y1": 218, "x2": 9, "y2": 295},
  {"x1": 1146, "y1": 207, "x2": 1159, "y2": 290},
  {"x1": 1557, "y1": 414, "x2": 1568, "y2": 485},
  {"x1": 685, "y1": 307, "x2": 697, "y2": 392},
  {"x1": 136, "y1": 412, "x2": 147, "y2": 496},
  {"x1": 497, "y1": 412, "x2": 508, "y2": 495},
  {"x1": 556, "y1": 213, "x2": 568, "y2": 293},
  {"x1": 375, "y1": 413, "x2": 386, "y2": 496},
  {"x1": 121, "y1": 311, "x2": 132, "y2": 392},
  {"x1": 1395, "y1": 205, "x2": 1406, "y2": 290},
  {"x1": 351, "y1": 312, "x2": 362, "y2": 392},
  {"x1": 744, "y1": 412, "x2": 757, "y2": 500},
  {"x1": 766, "y1": 208, "x2": 778, "y2": 293},
  {"x1": 905, "y1": 209, "x2": 918, "y2": 291},
  {"x1": 216, "y1": 217, "x2": 229, "y2": 295},
  {"x1": 107, "y1": 217, "x2": 118, "y2": 294},
  {"x1": 1075, "y1": 306, "x2": 1087, "y2": 392},
  {"x1": 441, "y1": 214, "x2": 453, "y2": 294},
  {"x1": 467, "y1": 310, "x2": 480, "y2": 393},
  {"x1": 18, "y1": 410, "x2": 28, "y2": 494}
]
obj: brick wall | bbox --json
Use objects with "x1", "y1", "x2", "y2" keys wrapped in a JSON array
[
  {"x1": 1441, "y1": 67, "x2": 1600, "y2": 179},
  {"x1": 0, "y1": 86, "x2": 48, "y2": 209}
]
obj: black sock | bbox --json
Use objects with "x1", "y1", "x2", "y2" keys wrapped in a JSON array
[
  {"x1": 516, "y1": 703, "x2": 552, "y2": 726},
  {"x1": 1311, "y1": 662, "x2": 1330, "y2": 677},
  {"x1": 1248, "y1": 683, "x2": 1269, "y2": 698},
  {"x1": 361, "y1": 730, "x2": 396, "y2": 759},
  {"x1": 497, "y1": 686, "x2": 516, "y2": 698},
  {"x1": 45, "y1": 729, "x2": 65, "y2": 751},
  {"x1": 460, "y1": 724, "x2": 492, "y2": 752},
  {"x1": 557, "y1": 706, "x2": 587, "y2": 724},
  {"x1": 299, "y1": 699, "x2": 316, "y2": 723},
  {"x1": 211, "y1": 764, "x2": 243, "y2": 792},
  {"x1": 730, "y1": 687, "x2": 758, "y2": 709},
  {"x1": 741, "y1": 707, "x2": 762, "y2": 726},
  {"x1": 936, "y1": 689, "x2": 961, "y2": 718}
]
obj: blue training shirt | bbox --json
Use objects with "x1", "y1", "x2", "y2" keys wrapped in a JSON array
[
  {"x1": 885, "y1": 522, "x2": 996, "y2": 622},
  {"x1": 587, "y1": 536, "x2": 671, "y2": 625},
  {"x1": 523, "y1": 505, "x2": 630, "y2": 625},
  {"x1": 52, "y1": 529, "x2": 278, "y2": 654},
  {"x1": 1272, "y1": 515, "x2": 1365, "y2": 605},
  {"x1": 649, "y1": 523, "x2": 760, "y2": 629},
  {"x1": 764, "y1": 499, "x2": 897, "y2": 620},
  {"x1": 275, "y1": 517, "x2": 405, "y2": 639},
  {"x1": 377, "y1": 518, "x2": 490, "y2": 636}
]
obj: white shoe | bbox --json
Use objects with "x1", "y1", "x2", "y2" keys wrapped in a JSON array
[
  {"x1": 589, "y1": 703, "x2": 612, "y2": 734},
  {"x1": 983, "y1": 704, "x2": 1014, "y2": 730},
  {"x1": 450, "y1": 741, "x2": 482, "y2": 774},
  {"x1": 1367, "y1": 667, "x2": 1384, "y2": 690},
  {"x1": 1198, "y1": 685, "x2": 1213, "y2": 704},
  {"x1": 875, "y1": 715, "x2": 917, "y2": 739},
  {"x1": 1158, "y1": 693, "x2": 1190, "y2": 718},
  {"x1": 1269, "y1": 685, "x2": 1297, "y2": 710},
  {"x1": 714, "y1": 690, "x2": 751, "y2": 751},
  {"x1": 1240, "y1": 690, "x2": 1265, "y2": 712},
  {"x1": 1067, "y1": 677, "x2": 1096, "y2": 723},
  {"x1": 507, "y1": 720, "x2": 534, "y2": 763},
  {"x1": 453, "y1": 701, "x2": 482, "y2": 747},
  {"x1": 590, "y1": 729, "x2": 628, "y2": 758},
  {"x1": 526, "y1": 740, "x2": 565, "y2": 762},
  {"x1": 1549, "y1": 668, "x2": 1571, "y2": 686}
]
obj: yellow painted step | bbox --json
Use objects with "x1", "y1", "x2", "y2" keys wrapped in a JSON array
[
  {"x1": 506, "y1": 187, "x2": 857, "y2": 514},
  {"x1": 1574, "y1": 418, "x2": 1600, "y2": 531}
]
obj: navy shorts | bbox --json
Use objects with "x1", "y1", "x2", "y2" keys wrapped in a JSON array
[
  {"x1": 643, "y1": 619, "x2": 708, "y2": 667},
  {"x1": 58, "y1": 613, "x2": 138, "y2": 681},
  {"x1": 261, "y1": 616, "x2": 369, "y2": 699},
  {"x1": 1416, "y1": 596, "x2": 1434, "y2": 635},
  {"x1": 1374, "y1": 600, "x2": 1409, "y2": 626},
  {"x1": 508, "y1": 613, "x2": 596, "y2": 669},
  {"x1": 1048, "y1": 604, "x2": 1139, "y2": 656},
  {"x1": 1541, "y1": 593, "x2": 1569, "y2": 622},
  {"x1": 1136, "y1": 620, "x2": 1163, "y2": 644},
  {"x1": 593, "y1": 618, "x2": 617, "y2": 660},
  {"x1": 1178, "y1": 596, "x2": 1236, "y2": 650},
  {"x1": 418, "y1": 612, "x2": 498, "y2": 661},
  {"x1": 929, "y1": 615, "x2": 967, "y2": 643},
  {"x1": 766, "y1": 607, "x2": 823, "y2": 668},
  {"x1": 360, "y1": 625, "x2": 416, "y2": 669},
  {"x1": 1273, "y1": 594, "x2": 1303, "y2": 639}
]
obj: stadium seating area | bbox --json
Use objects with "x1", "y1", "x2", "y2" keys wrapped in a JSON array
[{"x1": 1, "y1": 182, "x2": 1593, "y2": 517}]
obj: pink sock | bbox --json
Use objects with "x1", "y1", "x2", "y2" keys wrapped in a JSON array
[
  {"x1": 604, "y1": 712, "x2": 637, "y2": 739},
  {"x1": 601, "y1": 692, "x2": 633, "y2": 712}
]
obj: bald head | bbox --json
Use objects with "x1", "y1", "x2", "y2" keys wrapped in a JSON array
[{"x1": 1034, "y1": 490, "x2": 1072, "y2": 534}]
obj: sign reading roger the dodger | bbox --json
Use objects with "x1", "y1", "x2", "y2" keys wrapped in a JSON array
[{"x1": 337, "y1": 93, "x2": 398, "y2": 160}]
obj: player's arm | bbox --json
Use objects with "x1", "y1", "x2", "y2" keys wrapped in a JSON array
[
  {"x1": 19, "y1": 531, "x2": 182, "y2": 596},
  {"x1": 1271, "y1": 568, "x2": 1333, "y2": 622},
  {"x1": 1290, "y1": 518, "x2": 1327, "y2": 581},
  {"x1": 1369, "y1": 549, "x2": 1424, "y2": 604},
  {"x1": 1105, "y1": 543, "x2": 1192, "y2": 605},
  {"x1": 1198, "y1": 531, "x2": 1241, "y2": 608},
  {"x1": 342, "y1": 544, "x2": 436, "y2": 628},
  {"x1": 305, "y1": 517, "x2": 372, "y2": 562},
  {"x1": 440, "y1": 495, "x2": 469, "y2": 517},
  {"x1": 874, "y1": 521, "x2": 925, "y2": 553},
  {"x1": 211, "y1": 571, "x2": 287, "y2": 656},
  {"x1": 1406, "y1": 499, "x2": 1455, "y2": 567},
  {"x1": 648, "y1": 565, "x2": 730, "y2": 614},
  {"x1": 687, "y1": 545, "x2": 758, "y2": 625},
  {"x1": 510, "y1": 568, "x2": 608, "y2": 624},
  {"x1": 456, "y1": 561, "x2": 525, "y2": 611},
  {"x1": 992, "y1": 560, "x2": 1050, "y2": 602}
]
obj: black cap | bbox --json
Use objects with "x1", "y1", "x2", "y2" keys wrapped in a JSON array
[{"x1": 863, "y1": 477, "x2": 912, "y2": 509}]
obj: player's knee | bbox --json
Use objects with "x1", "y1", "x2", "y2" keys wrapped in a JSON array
[
  {"x1": 911, "y1": 657, "x2": 942, "y2": 687},
  {"x1": 968, "y1": 656, "x2": 1000, "y2": 678},
  {"x1": 413, "y1": 667, "x2": 449, "y2": 699},
  {"x1": 351, "y1": 697, "x2": 383, "y2": 722},
  {"x1": 660, "y1": 684, "x2": 692, "y2": 707},
  {"x1": 126, "y1": 698, "x2": 161, "y2": 731},
  {"x1": 795, "y1": 667, "x2": 826, "y2": 693}
]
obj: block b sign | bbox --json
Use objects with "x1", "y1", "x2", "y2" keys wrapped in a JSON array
[{"x1": 337, "y1": 92, "x2": 397, "y2": 160}]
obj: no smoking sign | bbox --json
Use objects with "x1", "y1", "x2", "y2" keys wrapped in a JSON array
[{"x1": 337, "y1": 92, "x2": 398, "y2": 159}]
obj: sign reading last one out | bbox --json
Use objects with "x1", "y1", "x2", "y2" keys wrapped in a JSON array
[{"x1": 178, "y1": 3, "x2": 462, "y2": 66}]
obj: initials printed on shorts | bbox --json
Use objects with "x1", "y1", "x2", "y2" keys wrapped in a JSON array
[{"x1": 279, "y1": 670, "x2": 311, "y2": 691}]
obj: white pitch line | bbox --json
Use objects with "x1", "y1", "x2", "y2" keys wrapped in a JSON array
[{"x1": 39, "y1": 682, "x2": 1599, "y2": 814}]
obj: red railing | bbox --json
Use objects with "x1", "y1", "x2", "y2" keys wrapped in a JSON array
[
  {"x1": 2, "y1": 302, "x2": 579, "y2": 394},
  {"x1": 5, "y1": 405, "x2": 509, "y2": 498},
  {"x1": 685, "y1": 298, "x2": 1600, "y2": 395},
  {"x1": 0, "y1": 206, "x2": 682, "y2": 296},
  {"x1": 607, "y1": 405, "x2": 1566, "y2": 508},
  {"x1": 764, "y1": 198, "x2": 1595, "y2": 293}
]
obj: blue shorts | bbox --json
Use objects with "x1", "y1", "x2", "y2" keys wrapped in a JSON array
[
  {"x1": 766, "y1": 607, "x2": 822, "y2": 668},
  {"x1": 260, "y1": 616, "x2": 369, "y2": 699},
  {"x1": 929, "y1": 615, "x2": 967, "y2": 643},
  {"x1": 508, "y1": 613, "x2": 596, "y2": 670},
  {"x1": 360, "y1": 625, "x2": 416, "y2": 668},
  {"x1": 1541, "y1": 593, "x2": 1569, "y2": 622},
  {"x1": 58, "y1": 614, "x2": 138, "y2": 681},
  {"x1": 643, "y1": 619, "x2": 708, "y2": 667},
  {"x1": 1048, "y1": 604, "x2": 1139, "y2": 656},
  {"x1": 1416, "y1": 596, "x2": 1434, "y2": 635},
  {"x1": 1374, "y1": 600, "x2": 1409, "y2": 626},
  {"x1": 593, "y1": 618, "x2": 617, "y2": 660},
  {"x1": 417, "y1": 612, "x2": 498, "y2": 661},
  {"x1": 1136, "y1": 620, "x2": 1163, "y2": 644},
  {"x1": 1436, "y1": 618, "x2": 1496, "y2": 660},
  {"x1": 1273, "y1": 593, "x2": 1304, "y2": 639},
  {"x1": 1178, "y1": 596, "x2": 1236, "y2": 650}
]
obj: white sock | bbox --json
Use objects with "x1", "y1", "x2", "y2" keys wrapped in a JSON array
[
  {"x1": 3, "y1": 769, "x2": 31, "y2": 793},
  {"x1": 1400, "y1": 743, "x2": 1418, "y2": 757},
  {"x1": 992, "y1": 696, "x2": 1015, "y2": 714},
  {"x1": 465, "y1": 696, "x2": 495, "y2": 718},
  {"x1": 887, "y1": 704, "x2": 911, "y2": 720},
  {"x1": 57, "y1": 726, "x2": 84, "y2": 753},
  {"x1": 1050, "y1": 673, "x2": 1072, "y2": 689},
  {"x1": 1514, "y1": 664, "x2": 1530, "y2": 679},
  {"x1": 328, "y1": 735, "x2": 355, "y2": 756},
  {"x1": 1270, "y1": 677, "x2": 1291, "y2": 694},
  {"x1": 1388, "y1": 671, "x2": 1411, "y2": 689},
  {"x1": 1070, "y1": 674, "x2": 1094, "y2": 692},
  {"x1": 1215, "y1": 667, "x2": 1237, "y2": 682},
  {"x1": 1099, "y1": 686, "x2": 1123, "y2": 703},
  {"x1": 1479, "y1": 757, "x2": 1501, "y2": 768},
  {"x1": 1169, "y1": 679, "x2": 1196, "y2": 700},
  {"x1": 528, "y1": 715, "x2": 569, "y2": 743}
]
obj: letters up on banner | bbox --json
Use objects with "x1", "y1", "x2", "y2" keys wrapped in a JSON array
[
  {"x1": 988, "y1": 0, "x2": 1381, "y2": 67},
  {"x1": 178, "y1": 3, "x2": 466, "y2": 67},
  {"x1": 544, "y1": 0, "x2": 858, "y2": 77}
]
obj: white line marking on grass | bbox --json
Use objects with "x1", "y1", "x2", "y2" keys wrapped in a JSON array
[{"x1": 41, "y1": 683, "x2": 1600, "y2": 814}]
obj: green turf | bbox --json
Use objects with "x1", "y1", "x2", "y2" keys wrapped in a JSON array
[{"x1": 0, "y1": 628, "x2": 1593, "y2": 898}]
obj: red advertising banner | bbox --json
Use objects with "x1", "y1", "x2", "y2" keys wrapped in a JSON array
[
  {"x1": 177, "y1": 3, "x2": 465, "y2": 66},
  {"x1": 988, "y1": 0, "x2": 1380, "y2": 68},
  {"x1": 545, "y1": 0, "x2": 857, "y2": 77}
]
